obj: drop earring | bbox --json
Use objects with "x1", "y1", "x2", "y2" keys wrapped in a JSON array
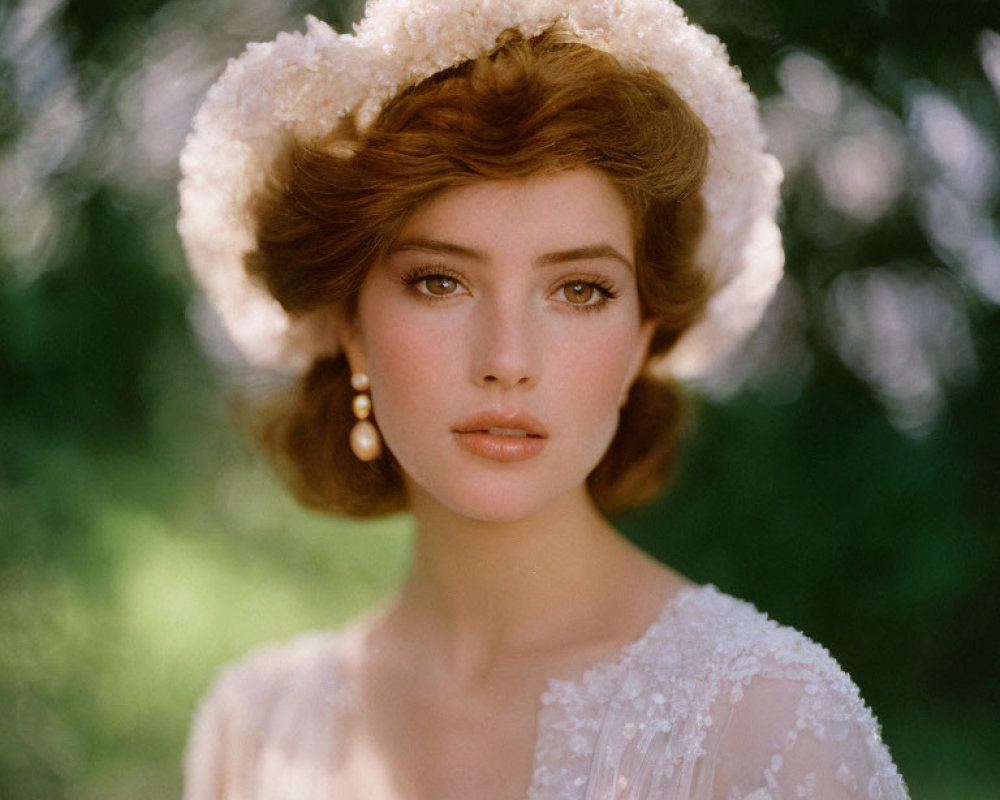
[{"x1": 349, "y1": 372, "x2": 382, "y2": 462}]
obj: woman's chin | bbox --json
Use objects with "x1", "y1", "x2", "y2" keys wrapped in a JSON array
[
  {"x1": 407, "y1": 476, "x2": 585, "y2": 526},
  {"x1": 437, "y1": 492, "x2": 554, "y2": 525}
]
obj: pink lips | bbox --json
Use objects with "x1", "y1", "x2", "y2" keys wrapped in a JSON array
[{"x1": 452, "y1": 411, "x2": 549, "y2": 462}]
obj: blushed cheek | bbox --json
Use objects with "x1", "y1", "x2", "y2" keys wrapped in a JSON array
[
  {"x1": 367, "y1": 331, "x2": 423, "y2": 412},
  {"x1": 582, "y1": 327, "x2": 642, "y2": 393},
  {"x1": 362, "y1": 312, "x2": 455, "y2": 459},
  {"x1": 561, "y1": 331, "x2": 640, "y2": 447}
]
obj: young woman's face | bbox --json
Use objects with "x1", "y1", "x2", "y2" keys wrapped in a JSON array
[{"x1": 341, "y1": 168, "x2": 655, "y2": 522}]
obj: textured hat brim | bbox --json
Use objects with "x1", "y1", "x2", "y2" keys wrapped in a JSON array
[{"x1": 178, "y1": 0, "x2": 783, "y2": 378}]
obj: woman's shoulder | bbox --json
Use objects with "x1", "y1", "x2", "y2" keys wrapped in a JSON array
[
  {"x1": 591, "y1": 584, "x2": 855, "y2": 696},
  {"x1": 544, "y1": 584, "x2": 870, "y2": 747},
  {"x1": 183, "y1": 624, "x2": 363, "y2": 800},
  {"x1": 670, "y1": 584, "x2": 853, "y2": 681},
  {"x1": 545, "y1": 584, "x2": 854, "y2": 704},
  {"x1": 536, "y1": 586, "x2": 909, "y2": 799},
  {"x1": 645, "y1": 585, "x2": 880, "y2": 728},
  {"x1": 192, "y1": 605, "x2": 385, "y2": 726},
  {"x1": 664, "y1": 586, "x2": 908, "y2": 798},
  {"x1": 197, "y1": 626, "x2": 352, "y2": 715}
]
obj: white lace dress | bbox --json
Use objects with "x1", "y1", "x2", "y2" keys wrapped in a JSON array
[{"x1": 183, "y1": 586, "x2": 909, "y2": 800}]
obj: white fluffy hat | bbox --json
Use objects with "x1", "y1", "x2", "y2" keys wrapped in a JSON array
[{"x1": 178, "y1": 0, "x2": 783, "y2": 379}]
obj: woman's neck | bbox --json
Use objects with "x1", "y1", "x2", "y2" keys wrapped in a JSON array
[{"x1": 389, "y1": 483, "x2": 679, "y2": 686}]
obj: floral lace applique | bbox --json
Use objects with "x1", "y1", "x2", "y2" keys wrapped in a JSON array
[
  {"x1": 184, "y1": 586, "x2": 909, "y2": 800},
  {"x1": 528, "y1": 586, "x2": 909, "y2": 800}
]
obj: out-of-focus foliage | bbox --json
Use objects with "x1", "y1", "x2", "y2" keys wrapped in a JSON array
[{"x1": 0, "y1": 0, "x2": 997, "y2": 797}]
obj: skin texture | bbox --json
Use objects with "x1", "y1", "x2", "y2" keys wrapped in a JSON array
[
  {"x1": 341, "y1": 167, "x2": 654, "y2": 523},
  {"x1": 335, "y1": 168, "x2": 689, "y2": 800}
]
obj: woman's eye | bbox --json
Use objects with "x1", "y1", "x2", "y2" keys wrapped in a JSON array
[
  {"x1": 422, "y1": 276, "x2": 459, "y2": 296},
  {"x1": 559, "y1": 281, "x2": 607, "y2": 307},
  {"x1": 405, "y1": 272, "x2": 464, "y2": 297}
]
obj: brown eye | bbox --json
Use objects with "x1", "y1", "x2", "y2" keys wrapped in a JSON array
[
  {"x1": 562, "y1": 281, "x2": 596, "y2": 305},
  {"x1": 423, "y1": 276, "x2": 458, "y2": 296}
]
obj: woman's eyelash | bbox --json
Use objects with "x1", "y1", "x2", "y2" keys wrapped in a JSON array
[
  {"x1": 580, "y1": 279, "x2": 619, "y2": 298},
  {"x1": 401, "y1": 266, "x2": 466, "y2": 297},
  {"x1": 401, "y1": 266, "x2": 463, "y2": 284},
  {"x1": 556, "y1": 278, "x2": 621, "y2": 310},
  {"x1": 399, "y1": 268, "x2": 620, "y2": 307}
]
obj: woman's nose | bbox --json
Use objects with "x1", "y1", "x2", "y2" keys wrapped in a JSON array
[{"x1": 472, "y1": 297, "x2": 540, "y2": 390}]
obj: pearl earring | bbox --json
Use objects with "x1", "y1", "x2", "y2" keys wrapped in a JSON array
[{"x1": 349, "y1": 372, "x2": 382, "y2": 462}]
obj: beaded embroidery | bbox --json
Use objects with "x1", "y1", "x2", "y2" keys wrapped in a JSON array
[{"x1": 184, "y1": 586, "x2": 909, "y2": 800}]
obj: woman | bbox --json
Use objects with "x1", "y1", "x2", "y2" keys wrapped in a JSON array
[{"x1": 178, "y1": 1, "x2": 910, "y2": 798}]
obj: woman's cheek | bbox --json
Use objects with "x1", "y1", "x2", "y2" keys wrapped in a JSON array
[{"x1": 363, "y1": 306, "x2": 456, "y2": 450}]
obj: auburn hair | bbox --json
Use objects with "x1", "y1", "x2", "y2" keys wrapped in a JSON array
[{"x1": 246, "y1": 28, "x2": 710, "y2": 517}]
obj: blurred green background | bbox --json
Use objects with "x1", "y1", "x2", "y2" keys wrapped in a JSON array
[{"x1": 2, "y1": 0, "x2": 998, "y2": 797}]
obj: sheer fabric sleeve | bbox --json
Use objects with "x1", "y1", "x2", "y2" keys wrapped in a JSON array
[
  {"x1": 182, "y1": 665, "x2": 245, "y2": 800},
  {"x1": 707, "y1": 667, "x2": 909, "y2": 800},
  {"x1": 181, "y1": 634, "x2": 351, "y2": 800},
  {"x1": 529, "y1": 587, "x2": 909, "y2": 800}
]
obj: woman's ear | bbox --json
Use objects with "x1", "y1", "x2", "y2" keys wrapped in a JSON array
[
  {"x1": 620, "y1": 319, "x2": 657, "y2": 407},
  {"x1": 331, "y1": 304, "x2": 366, "y2": 375}
]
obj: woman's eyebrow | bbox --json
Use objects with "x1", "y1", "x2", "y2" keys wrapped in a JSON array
[
  {"x1": 386, "y1": 237, "x2": 486, "y2": 261},
  {"x1": 538, "y1": 244, "x2": 634, "y2": 271},
  {"x1": 387, "y1": 238, "x2": 633, "y2": 271}
]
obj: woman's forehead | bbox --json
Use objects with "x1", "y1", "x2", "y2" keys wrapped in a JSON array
[{"x1": 392, "y1": 168, "x2": 636, "y2": 261}]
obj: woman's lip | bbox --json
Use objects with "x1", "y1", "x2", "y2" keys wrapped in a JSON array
[
  {"x1": 452, "y1": 411, "x2": 549, "y2": 462},
  {"x1": 452, "y1": 411, "x2": 549, "y2": 438},
  {"x1": 453, "y1": 431, "x2": 548, "y2": 462}
]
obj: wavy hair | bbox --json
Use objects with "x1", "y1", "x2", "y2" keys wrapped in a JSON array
[{"x1": 247, "y1": 28, "x2": 710, "y2": 516}]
